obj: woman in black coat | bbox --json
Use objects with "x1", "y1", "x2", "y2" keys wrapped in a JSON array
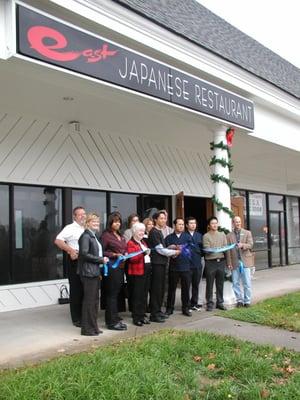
[{"x1": 78, "y1": 213, "x2": 108, "y2": 336}]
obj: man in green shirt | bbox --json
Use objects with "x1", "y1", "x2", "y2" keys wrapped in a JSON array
[{"x1": 203, "y1": 216, "x2": 230, "y2": 311}]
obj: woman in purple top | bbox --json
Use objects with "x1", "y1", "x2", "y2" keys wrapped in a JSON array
[{"x1": 101, "y1": 212, "x2": 127, "y2": 331}]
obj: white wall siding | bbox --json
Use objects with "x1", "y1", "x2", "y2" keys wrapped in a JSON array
[
  {"x1": 0, "y1": 280, "x2": 68, "y2": 312},
  {"x1": 0, "y1": 111, "x2": 213, "y2": 197}
]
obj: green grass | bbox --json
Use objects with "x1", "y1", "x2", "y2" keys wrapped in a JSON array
[
  {"x1": 220, "y1": 291, "x2": 300, "y2": 332},
  {"x1": 0, "y1": 330, "x2": 300, "y2": 400}
]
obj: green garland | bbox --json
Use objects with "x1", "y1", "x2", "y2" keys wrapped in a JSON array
[
  {"x1": 211, "y1": 195, "x2": 235, "y2": 219},
  {"x1": 209, "y1": 141, "x2": 232, "y2": 159},
  {"x1": 209, "y1": 155, "x2": 233, "y2": 172},
  {"x1": 210, "y1": 130, "x2": 235, "y2": 233},
  {"x1": 211, "y1": 173, "x2": 234, "y2": 191}
]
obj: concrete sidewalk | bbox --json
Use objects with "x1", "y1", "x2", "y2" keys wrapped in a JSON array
[{"x1": 0, "y1": 265, "x2": 299, "y2": 368}]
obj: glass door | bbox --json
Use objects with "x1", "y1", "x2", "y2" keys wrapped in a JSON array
[{"x1": 269, "y1": 211, "x2": 283, "y2": 266}]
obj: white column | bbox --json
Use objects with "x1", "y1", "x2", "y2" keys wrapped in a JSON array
[
  {"x1": 212, "y1": 126, "x2": 236, "y2": 307},
  {"x1": 0, "y1": 0, "x2": 15, "y2": 60},
  {"x1": 212, "y1": 126, "x2": 232, "y2": 232}
]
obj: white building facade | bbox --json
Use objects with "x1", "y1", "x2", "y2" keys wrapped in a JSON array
[{"x1": 0, "y1": 0, "x2": 299, "y2": 311}]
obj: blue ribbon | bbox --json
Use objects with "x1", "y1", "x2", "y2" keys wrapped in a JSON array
[
  {"x1": 180, "y1": 243, "x2": 193, "y2": 259},
  {"x1": 238, "y1": 260, "x2": 245, "y2": 273},
  {"x1": 103, "y1": 242, "x2": 235, "y2": 276},
  {"x1": 103, "y1": 250, "x2": 145, "y2": 276},
  {"x1": 203, "y1": 243, "x2": 236, "y2": 253}
]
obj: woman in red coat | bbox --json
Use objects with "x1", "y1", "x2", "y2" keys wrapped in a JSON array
[{"x1": 127, "y1": 222, "x2": 151, "y2": 326}]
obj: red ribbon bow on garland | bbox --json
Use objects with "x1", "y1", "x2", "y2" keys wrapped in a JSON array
[{"x1": 226, "y1": 128, "x2": 235, "y2": 147}]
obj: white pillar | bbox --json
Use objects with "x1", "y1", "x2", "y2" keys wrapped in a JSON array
[
  {"x1": 0, "y1": 1, "x2": 15, "y2": 60},
  {"x1": 212, "y1": 126, "x2": 232, "y2": 232},
  {"x1": 212, "y1": 126, "x2": 236, "y2": 306}
]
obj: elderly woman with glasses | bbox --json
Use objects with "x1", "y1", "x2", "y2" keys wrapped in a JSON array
[{"x1": 126, "y1": 222, "x2": 151, "y2": 326}]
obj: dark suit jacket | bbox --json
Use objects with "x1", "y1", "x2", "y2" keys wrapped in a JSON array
[
  {"x1": 165, "y1": 232, "x2": 192, "y2": 271},
  {"x1": 186, "y1": 231, "x2": 203, "y2": 269}
]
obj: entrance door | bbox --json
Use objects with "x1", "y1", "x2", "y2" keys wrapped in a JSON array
[
  {"x1": 175, "y1": 191, "x2": 184, "y2": 219},
  {"x1": 184, "y1": 196, "x2": 209, "y2": 234},
  {"x1": 269, "y1": 211, "x2": 283, "y2": 266},
  {"x1": 231, "y1": 196, "x2": 245, "y2": 226}
]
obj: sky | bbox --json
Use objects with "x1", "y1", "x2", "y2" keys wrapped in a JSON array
[{"x1": 197, "y1": 0, "x2": 300, "y2": 69}]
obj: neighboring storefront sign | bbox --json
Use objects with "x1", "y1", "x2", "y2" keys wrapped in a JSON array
[
  {"x1": 249, "y1": 193, "x2": 264, "y2": 216},
  {"x1": 17, "y1": 5, "x2": 254, "y2": 129}
]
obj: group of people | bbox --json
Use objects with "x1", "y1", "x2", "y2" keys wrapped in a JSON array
[{"x1": 55, "y1": 207, "x2": 254, "y2": 336}]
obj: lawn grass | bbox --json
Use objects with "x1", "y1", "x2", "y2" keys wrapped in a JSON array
[
  {"x1": 0, "y1": 330, "x2": 300, "y2": 400},
  {"x1": 220, "y1": 291, "x2": 300, "y2": 332}
]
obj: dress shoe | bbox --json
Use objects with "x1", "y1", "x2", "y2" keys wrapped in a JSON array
[
  {"x1": 119, "y1": 321, "x2": 127, "y2": 329},
  {"x1": 107, "y1": 322, "x2": 127, "y2": 331},
  {"x1": 190, "y1": 305, "x2": 202, "y2": 311},
  {"x1": 95, "y1": 329, "x2": 103, "y2": 334},
  {"x1": 150, "y1": 315, "x2": 165, "y2": 323},
  {"x1": 73, "y1": 321, "x2": 81, "y2": 327},
  {"x1": 159, "y1": 311, "x2": 169, "y2": 319},
  {"x1": 165, "y1": 309, "x2": 173, "y2": 316},
  {"x1": 182, "y1": 310, "x2": 192, "y2": 317},
  {"x1": 141, "y1": 318, "x2": 150, "y2": 325},
  {"x1": 206, "y1": 307, "x2": 213, "y2": 312},
  {"x1": 237, "y1": 302, "x2": 244, "y2": 308},
  {"x1": 133, "y1": 321, "x2": 143, "y2": 327},
  {"x1": 216, "y1": 304, "x2": 227, "y2": 311},
  {"x1": 81, "y1": 331, "x2": 99, "y2": 336},
  {"x1": 244, "y1": 303, "x2": 251, "y2": 308}
]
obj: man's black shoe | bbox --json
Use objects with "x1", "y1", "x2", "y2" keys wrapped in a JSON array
[
  {"x1": 159, "y1": 311, "x2": 169, "y2": 319},
  {"x1": 133, "y1": 321, "x2": 143, "y2": 327},
  {"x1": 216, "y1": 304, "x2": 227, "y2": 311},
  {"x1": 107, "y1": 322, "x2": 127, "y2": 331},
  {"x1": 73, "y1": 321, "x2": 81, "y2": 327},
  {"x1": 165, "y1": 309, "x2": 173, "y2": 316},
  {"x1": 237, "y1": 302, "x2": 244, "y2": 308},
  {"x1": 244, "y1": 303, "x2": 251, "y2": 308},
  {"x1": 81, "y1": 331, "x2": 99, "y2": 336},
  {"x1": 150, "y1": 315, "x2": 165, "y2": 323},
  {"x1": 206, "y1": 307, "x2": 213, "y2": 312},
  {"x1": 141, "y1": 318, "x2": 150, "y2": 325},
  {"x1": 182, "y1": 310, "x2": 192, "y2": 317}
]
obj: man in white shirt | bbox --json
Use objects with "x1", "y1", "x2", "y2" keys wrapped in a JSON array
[{"x1": 55, "y1": 207, "x2": 86, "y2": 327}]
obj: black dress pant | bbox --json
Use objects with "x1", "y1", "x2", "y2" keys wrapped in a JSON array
[
  {"x1": 128, "y1": 263, "x2": 151, "y2": 322},
  {"x1": 81, "y1": 276, "x2": 100, "y2": 334},
  {"x1": 103, "y1": 266, "x2": 124, "y2": 327},
  {"x1": 167, "y1": 270, "x2": 191, "y2": 312},
  {"x1": 190, "y1": 267, "x2": 203, "y2": 307},
  {"x1": 205, "y1": 259, "x2": 225, "y2": 308},
  {"x1": 67, "y1": 258, "x2": 83, "y2": 323},
  {"x1": 150, "y1": 263, "x2": 166, "y2": 317}
]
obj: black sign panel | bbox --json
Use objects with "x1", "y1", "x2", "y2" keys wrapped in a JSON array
[{"x1": 17, "y1": 5, "x2": 254, "y2": 129}]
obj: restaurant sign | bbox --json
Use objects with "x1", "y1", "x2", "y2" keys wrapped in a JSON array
[{"x1": 17, "y1": 5, "x2": 254, "y2": 129}]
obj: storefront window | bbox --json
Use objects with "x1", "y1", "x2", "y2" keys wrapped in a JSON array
[
  {"x1": 0, "y1": 185, "x2": 10, "y2": 285},
  {"x1": 110, "y1": 192, "x2": 139, "y2": 230},
  {"x1": 13, "y1": 186, "x2": 63, "y2": 283},
  {"x1": 269, "y1": 195, "x2": 284, "y2": 211},
  {"x1": 72, "y1": 190, "x2": 107, "y2": 233},
  {"x1": 248, "y1": 192, "x2": 268, "y2": 269},
  {"x1": 286, "y1": 196, "x2": 300, "y2": 263}
]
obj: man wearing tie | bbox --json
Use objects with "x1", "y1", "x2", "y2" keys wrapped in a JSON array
[{"x1": 227, "y1": 216, "x2": 254, "y2": 307}]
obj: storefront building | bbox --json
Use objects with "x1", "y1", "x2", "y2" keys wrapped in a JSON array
[{"x1": 0, "y1": 0, "x2": 299, "y2": 311}]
